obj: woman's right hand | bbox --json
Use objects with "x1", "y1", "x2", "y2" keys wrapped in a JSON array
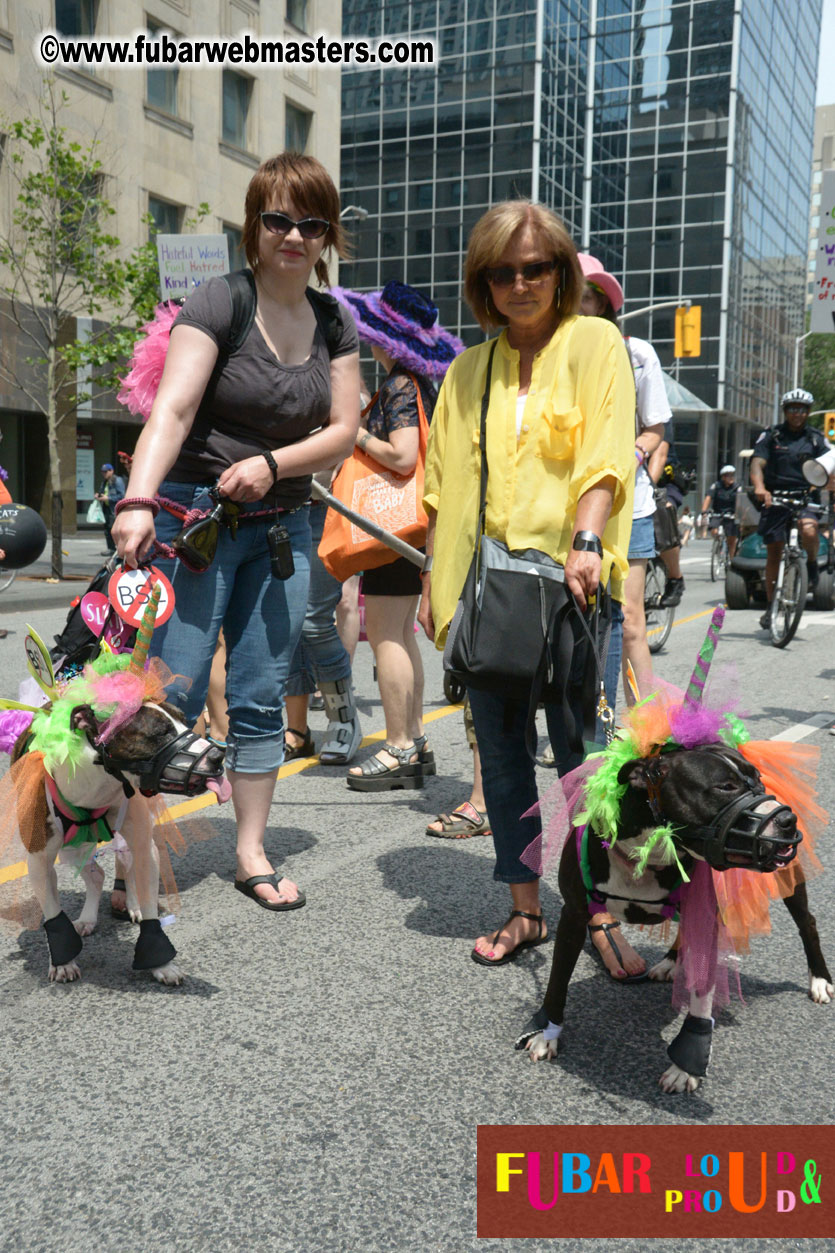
[{"x1": 111, "y1": 508, "x2": 156, "y2": 570}]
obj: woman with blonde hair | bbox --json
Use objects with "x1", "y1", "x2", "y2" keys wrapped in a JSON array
[{"x1": 419, "y1": 201, "x2": 636, "y2": 967}]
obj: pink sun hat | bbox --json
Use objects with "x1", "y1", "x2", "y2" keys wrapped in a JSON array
[{"x1": 577, "y1": 252, "x2": 625, "y2": 315}]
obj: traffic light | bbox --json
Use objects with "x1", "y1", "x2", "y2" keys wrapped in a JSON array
[
  {"x1": 674, "y1": 304, "x2": 702, "y2": 357},
  {"x1": 826, "y1": 412, "x2": 835, "y2": 441}
]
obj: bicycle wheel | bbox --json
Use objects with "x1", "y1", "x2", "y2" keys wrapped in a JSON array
[
  {"x1": 710, "y1": 539, "x2": 720, "y2": 582},
  {"x1": 0, "y1": 567, "x2": 16, "y2": 593},
  {"x1": 645, "y1": 558, "x2": 674, "y2": 653},
  {"x1": 770, "y1": 556, "x2": 808, "y2": 648}
]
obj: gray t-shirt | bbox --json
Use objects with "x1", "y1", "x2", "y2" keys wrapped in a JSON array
[{"x1": 170, "y1": 275, "x2": 359, "y2": 507}]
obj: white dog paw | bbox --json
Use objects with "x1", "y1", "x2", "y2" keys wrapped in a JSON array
[
  {"x1": 659, "y1": 1062, "x2": 700, "y2": 1094},
  {"x1": 129, "y1": 908, "x2": 143, "y2": 924},
  {"x1": 73, "y1": 918, "x2": 97, "y2": 937},
  {"x1": 525, "y1": 1032, "x2": 558, "y2": 1062},
  {"x1": 809, "y1": 975, "x2": 833, "y2": 1005},
  {"x1": 49, "y1": 961, "x2": 81, "y2": 983},
  {"x1": 648, "y1": 956, "x2": 676, "y2": 982},
  {"x1": 151, "y1": 961, "x2": 182, "y2": 986}
]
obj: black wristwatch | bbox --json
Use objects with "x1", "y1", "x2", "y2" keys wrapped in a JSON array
[{"x1": 572, "y1": 530, "x2": 603, "y2": 556}]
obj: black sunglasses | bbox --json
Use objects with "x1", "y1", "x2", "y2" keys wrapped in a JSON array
[
  {"x1": 485, "y1": 259, "x2": 559, "y2": 288},
  {"x1": 259, "y1": 211, "x2": 330, "y2": 239}
]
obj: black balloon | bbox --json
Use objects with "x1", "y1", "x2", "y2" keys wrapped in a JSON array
[{"x1": 0, "y1": 503, "x2": 48, "y2": 569}]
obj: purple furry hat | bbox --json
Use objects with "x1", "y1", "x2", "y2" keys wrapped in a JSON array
[{"x1": 330, "y1": 280, "x2": 464, "y2": 379}]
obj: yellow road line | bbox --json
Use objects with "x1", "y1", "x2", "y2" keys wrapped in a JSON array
[
  {"x1": 0, "y1": 701, "x2": 466, "y2": 884},
  {"x1": 647, "y1": 605, "x2": 718, "y2": 637}
]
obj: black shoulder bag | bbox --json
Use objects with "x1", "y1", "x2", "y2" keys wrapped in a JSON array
[{"x1": 442, "y1": 342, "x2": 613, "y2": 758}]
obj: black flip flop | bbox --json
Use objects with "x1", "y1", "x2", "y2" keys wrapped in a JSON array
[
  {"x1": 588, "y1": 920, "x2": 648, "y2": 983},
  {"x1": 234, "y1": 874, "x2": 306, "y2": 912}
]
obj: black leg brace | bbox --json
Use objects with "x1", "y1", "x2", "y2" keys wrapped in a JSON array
[
  {"x1": 514, "y1": 1006, "x2": 550, "y2": 1051},
  {"x1": 43, "y1": 911, "x2": 83, "y2": 967},
  {"x1": 666, "y1": 1013, "x2": 713, "y2": 1077},
  {"x1": 133, "y1": 918, "x2": 177, "y2": 971}
]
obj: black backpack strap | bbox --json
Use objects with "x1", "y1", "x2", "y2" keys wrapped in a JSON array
[
  {"x1": 221, "y1": 269, "x2": 258, "y2": 353},
  {"x1": 306, "y1": 287, "x2": 345, "y2": 357},
  {"x1": 219, "y1": 272, "x2": 346, "y2": 359}
]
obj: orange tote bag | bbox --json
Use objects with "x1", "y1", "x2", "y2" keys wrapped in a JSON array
[{"x1": 318, "y1": 378, "x2": 429, "y2": 583}]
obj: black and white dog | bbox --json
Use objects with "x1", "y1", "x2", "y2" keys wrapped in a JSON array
[
  {"x1": 11, "y1": 698, "x2": 227, "y2": 985},
  {"x1": 516, "y1": 744, "x2": 832, "y2": 1093}
]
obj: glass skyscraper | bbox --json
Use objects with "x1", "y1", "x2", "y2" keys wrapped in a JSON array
[{"x1": 340, "y1": 0, "x2": 821, "y2": 475}]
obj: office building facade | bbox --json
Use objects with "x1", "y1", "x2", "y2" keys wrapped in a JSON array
[
  {"x1": 340, "y1": 0, "x2": 821, "y2": 483},
  {"x1": 0, "y1": 0, "x2": 342, "y2": 527}
]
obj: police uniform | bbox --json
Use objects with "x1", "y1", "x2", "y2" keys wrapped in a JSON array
[
  {"x1": 753, "y1": 421, "x2": 829, "y2": 545},
  {"x1": 706, "y1": 480, "x2": 740, "y2": 537}
]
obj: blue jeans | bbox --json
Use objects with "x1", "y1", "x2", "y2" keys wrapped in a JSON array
[
  {"x1": 467, "y1": 602, "x2": 624, "y2": 884},
  {"x1": 286, "y1": 500, "x2": 352, "y2": 696},
  {"x1": 150, "y1": 481, "x2": 311, "y2": 773}
]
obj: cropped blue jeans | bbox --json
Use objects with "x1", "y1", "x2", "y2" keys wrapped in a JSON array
[
  {"x1": 150, "y1": 480, "x2": 311, "y2": 773},
  {"x1": 286, "y1": 499, "x2": 352, "y2": 695}
]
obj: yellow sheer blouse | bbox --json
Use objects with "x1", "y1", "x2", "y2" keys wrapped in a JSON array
[{"x1": 423, "y1": 315, "x2": 637, "y2": 647}]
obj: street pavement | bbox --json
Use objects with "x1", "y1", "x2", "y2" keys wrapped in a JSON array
[{"x1": 1, "y1": 540, "x2": 834, "y2": 1253}]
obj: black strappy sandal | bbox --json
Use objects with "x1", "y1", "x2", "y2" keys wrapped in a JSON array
[
  {"x1": 471, "y1": 909, "x2": 548, "y2": 967},
  {"x1": 588, "y1": 920, "x2": 648, "y2": 982}
]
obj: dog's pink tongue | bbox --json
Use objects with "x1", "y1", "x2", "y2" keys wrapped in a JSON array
[{"x1": 207, "y1": 776, "x2": 232, "y2": 804}]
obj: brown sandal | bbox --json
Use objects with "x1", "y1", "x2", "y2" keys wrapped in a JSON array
[{"x1": 425, "y1": 802, "x2": 491, "y2": 838}]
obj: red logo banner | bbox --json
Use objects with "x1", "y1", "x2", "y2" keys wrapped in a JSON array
[{"x1": 477, "y1": 1125, "x2": 831, "y2": 1239}]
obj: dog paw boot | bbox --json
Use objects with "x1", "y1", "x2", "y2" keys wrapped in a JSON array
[
  {"x1": 133, "y1": 918, "x2": 177, "y2": 970},
  {"x1": 318, "y1": 677, "x2": 362, "y2": 765},
  {"x1": 43, "y1": 910, "x2": 83, "y2": 967}
]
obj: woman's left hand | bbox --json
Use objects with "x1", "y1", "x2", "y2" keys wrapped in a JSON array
[
  {"x1": 565, "y1": 551, "x2": 601, "y2": 613},
  {"x1": 217, "y1": 455, "x2": 275, "y2": 502}
]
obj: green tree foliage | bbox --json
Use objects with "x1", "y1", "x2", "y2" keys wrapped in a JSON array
[
  {"x1": 802, "y1": 333, "x2": 835, "y2": 417},
  {"x1": 0, "y1": 80, "x2": 208, "y2": 575}
]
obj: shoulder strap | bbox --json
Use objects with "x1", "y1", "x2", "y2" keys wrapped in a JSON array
[
  {"x1": 218, "y1": 272, "x2": 345, "y2": 358},
  {"x1": 221, "y1": 269, "x2": 258, "y2": 354},
  {"x1": 306, "y1": 287, "x2": 345, "y2": 358},
  {"x1": 476, "y1": 342, "x2": 499, "y2": 539}
]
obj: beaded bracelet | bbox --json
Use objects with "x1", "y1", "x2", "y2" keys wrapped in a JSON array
[{"x1": 114, "y1": 496, "x2": 161, "y2": 517}]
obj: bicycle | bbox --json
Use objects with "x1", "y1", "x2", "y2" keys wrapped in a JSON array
[
  {"x1": 644, "y1": 554, "x2": 675, "y2": 653},
  {"x1": 709, "y1": 514, "x2": 734, "y2": 583},
  {"x1": 0, "y1": 564, "x2": 15, "y2": 593},
  {"x1": 762, "y1": 491, "x2": 822, "y2": 649}
]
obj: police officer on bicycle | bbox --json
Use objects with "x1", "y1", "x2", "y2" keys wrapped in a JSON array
[
  {"x1": 701, "y1": 464, "x2": 740, "y2": 559},
  {"x1": 750, "y1": 388, "x2": 829, "y2": 629}
]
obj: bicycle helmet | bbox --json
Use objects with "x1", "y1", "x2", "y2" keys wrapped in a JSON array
[
  {"x1": 720, "y1": 464, "x2": 735, "y2": 475},
  {"x1": 781, "y1": 388, "x2": 813, "y2": 409}
]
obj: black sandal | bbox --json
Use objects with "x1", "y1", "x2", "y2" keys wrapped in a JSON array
[
  {"x1": 588, "y1": 920, "x2": 648, "y2": 982},
  {"x1": 346, "y1": 743, "x2": 424, "y2": 792},
  {"x1": 284, "y1": 727, "x2": 315, "y2": 761},
  {"x1": 471, "y1": 909, "x2": 548, "y2": 967},
  {"x1": 234, "y1": 874, "x2": 306, "y2": 912}
]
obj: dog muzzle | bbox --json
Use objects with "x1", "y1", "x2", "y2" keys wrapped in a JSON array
[
  {"x1": 99, "y1": 732, "x2": 228, "y2": 799},
  {"x1": 683, "y1": 789, "x2": 801, "y2": 873}
]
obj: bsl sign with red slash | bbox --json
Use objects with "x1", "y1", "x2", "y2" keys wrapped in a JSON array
[{"x1": 107, "y1": 566, "x2": 175, "y2": 628}]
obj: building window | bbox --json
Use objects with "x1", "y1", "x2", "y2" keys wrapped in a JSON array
[
  {"x1": 224, "y1": 223, "x2": 245, "y2": 269},
  {"x1": 222, "y1": 71, "x2": 252, "y2": 150},
  {"x1": 55, "y1": 0, "x2": 96, "y2": 35},
  {"x1": 148, "y1": 195, "x2": 182, "y2": 236},
  {"x1": 285, "y1": 101, "x2": 311, "y2": 153},
  {"x1": 286, "y1": 0, "x2": 308, "y2": 32},
  {"x1": 146, "y1": 22, "x2": 179, "y2": 117}
]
